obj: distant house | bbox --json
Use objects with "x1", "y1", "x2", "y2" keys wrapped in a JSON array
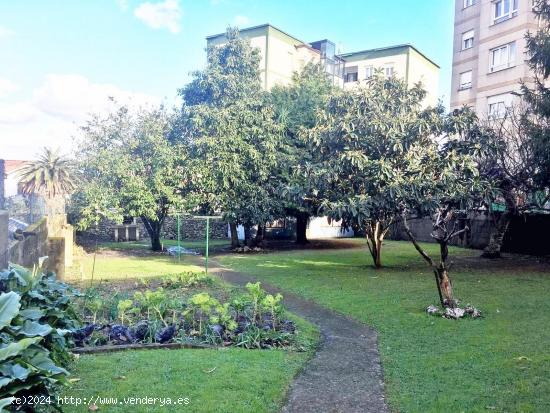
[
  {"x1": 1, "y1": 159, "x2": 47, "y2": 223},
  {"x1": 1, "y1": 159, "x2": 29, "y2": 198}
]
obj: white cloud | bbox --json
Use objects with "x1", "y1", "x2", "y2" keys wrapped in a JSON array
[
  {"x1": 32, "y1": 74, "x2": 159, "y2": 121},
  {"x1": 233, "y1": 15, "x2": 250, "y2": 27},
  {"x1": 134, "y1": 0, "x2": 182, "y2": 34},
  {"x1": 0, "y1": 25, "x2": 15, "y2": 38},
  {"x1": 0, "y1": 74, "x2": 161, "y2": 159},
  {"x1": 0, "y1": 78, "x2": 19, "y2": 97}
]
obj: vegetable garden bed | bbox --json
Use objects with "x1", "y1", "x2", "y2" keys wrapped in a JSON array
[{"x1": 72, "y1": 271, "x2": 308, "y2": 351}]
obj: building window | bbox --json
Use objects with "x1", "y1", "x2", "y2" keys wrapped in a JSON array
[
  {"x1": 463, "y1": 0, "x2": 476, "y2": 8},
  {"x1": 459, "y1": 70, "x2": 472, "y2": 90},
  {"x1": 344, "y1": 67, "x2": 358, "y2": 83},
  {"x1": 493, "y1": 0, "x2": 519, "y2": 24},
  {"x1": 462, "y1": 30, "x2": 474, "y2": 50},
  {"x1": 490, "y1": 42, "x2": 516, "y2": 72},
  {"x1": 365, "y1": 66, "x2": 374, "y2": 79},
  {"x1": 384, "y1": 64, "x2": 394, "y2": 78},
  {"x1": 488, "y1": 92, "x2": 514, "y2": 119}
]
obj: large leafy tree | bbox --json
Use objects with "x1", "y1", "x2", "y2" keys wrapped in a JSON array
[
  {"x1": 74, "y1": 105, "x2": 188, "y2": 251},
  {"x1": 178, "y1": 27, "x2": 282, "y2": 248},
  {"x1": 399, "y1": 112, "x2": 493, "y2": 308},
  {"x1": 308, "y1": 73, "x2": 441, "y2": 268},
  {"x1": 269, "y1": 63, "x2": 335, "y2": 244}
]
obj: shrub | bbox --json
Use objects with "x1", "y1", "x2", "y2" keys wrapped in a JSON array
[{"x1": 0, "y1": 265, "x2": 81, "y2": 411}]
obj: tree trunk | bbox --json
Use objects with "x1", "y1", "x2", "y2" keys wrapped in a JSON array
[
  {"x1": 481, "y1": 211, "x2": 511, "y2": 258},
  {"x1": 365, "y1": 221, "x2": 387, "y2": 269},
  {"x1": 229, "y1": 222, "x2": 240, "y2": 248},
  {"x1": 295, "y1": 213, "x2": 309, "y2": 245},
  {"x1": 243, "y1": 224, "x2": 253, "y2": 247},
  {"x1": 433, "y1": 266, "x2": 454, "y2": 308},
  {"x1": 255, "y1": 223, "x2": 266, "y2": 247},
  {"x1": 141, "y1": 216, "x2": 163, "y2": 252}
]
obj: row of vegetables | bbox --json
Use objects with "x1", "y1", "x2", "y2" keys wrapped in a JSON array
[{"x1": 0, "y1": 267, "x2": 300, "y2": 412}]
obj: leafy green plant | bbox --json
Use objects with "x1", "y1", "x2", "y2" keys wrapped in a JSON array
[
  {"x1": 246, "y1": 282, "x2": 265, "y2": 323},
  {"x1": 85, "y1": 298, "x2": 103, "y2": 324},
  {"x1": 0, "y1": 264, "x2": 81, "y2": 411},
  {"x1": 185, "y1": 293, "x2": 215, "y2": 335},
  {"x1": 117, "y1": 300, "x2": 133, "y2": 325},
  {"x1": 134, "y1": 289, "x2": 167, "y2": 326},
  {"x1": 161, "y1": 272, "x2": 212, "y2": 289},
  {"x1": 261, "y1": 293, "x2": 283, "y2": 329}
]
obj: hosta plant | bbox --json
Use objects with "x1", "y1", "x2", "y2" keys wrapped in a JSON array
[{"x1": 0, "y1": 265, "x2": 81, "y2": 411}]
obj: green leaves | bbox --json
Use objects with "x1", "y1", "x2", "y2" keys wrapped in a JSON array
[
  {"x1": 0, "y1": 293, "x2": 20, "y2": 329},
  {"x1": 0, "y1": 266, "x2": 81, "y2": 406},
  {"x1": 15, "y1": 320, "x2": 53, "y2": 337},
  {"x1": 0, "y1": 337, "x2": 42, "y2": 362}
]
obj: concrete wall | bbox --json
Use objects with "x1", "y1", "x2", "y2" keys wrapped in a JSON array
[
  {"x1": 0, "y1": 211, "x2": 8, "y2": 269},
  {"x1": 388, "y1": 212, "x2": 550, "y2": 256},
  {"x1": 4, "y1": 213, "x2": 73, "y2": 278},
  {"x1": 408, "y1": 47, "x2": 440, "y2": 107},
  {"x1": 8, "y1": 217, "x2": 49, "y2": 268}
]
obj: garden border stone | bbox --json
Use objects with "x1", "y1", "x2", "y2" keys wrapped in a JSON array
[{"x1": 72, "y1": 341, "x2": 215, "y2": 354}]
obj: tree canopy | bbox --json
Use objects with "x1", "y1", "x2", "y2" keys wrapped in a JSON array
[
  {"x1": 74, "y1": 105, "x2": 187, "y2": 251},
  {"x1": 269, "y1": 63, "x2": 336, "y2": 244},
  {"x1": 178, "y1": 27, "x2": 283, "y2": 247}
]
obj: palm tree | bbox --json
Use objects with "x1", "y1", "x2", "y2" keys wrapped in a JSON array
[{"x1": 17, "y1": 148, "x2": 76, "y2": 216}]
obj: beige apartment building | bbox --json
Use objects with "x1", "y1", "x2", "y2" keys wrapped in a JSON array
[
  {"x1": 341, "y1": 45, "x2": 440, "y2": 107},
  {"x1": 451, "y1": 0, "x2": 539, "y2": 117},
  {"x1": 207, "y1": 24, "x2": 440, "y2": 105}
]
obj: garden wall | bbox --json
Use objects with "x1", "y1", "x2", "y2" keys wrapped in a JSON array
[
  {"x1": 78, "y1": 216, "x2": 229, "y2": 242},
  {"x1": 1, "y1": 212, "x2": 74, "y2": 277},
  {"x1": 388, "y1": 212, "x2": 550, "y2": 255}
]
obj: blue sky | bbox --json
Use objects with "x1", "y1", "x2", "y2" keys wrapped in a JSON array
[{"x1": 0, "y1": 0, "x2": 454, "y2": 159}]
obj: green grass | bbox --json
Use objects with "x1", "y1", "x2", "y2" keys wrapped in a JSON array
[
  {"x1": 63, "y1": 318, "x2": 318, "y2": 413},
  {"x1": 218, "y1": 240, "x2": 550, "y2": 413},
  {"x1": 68, "y1": 255, "x2": 203, "y2": 282},
  {"x1": 99, "y1": 238, "x2": 230, "y2": 253}
]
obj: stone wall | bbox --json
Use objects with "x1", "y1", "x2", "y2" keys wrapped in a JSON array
[
  {"x1": 0, "y1": 211, "x2": 8, "y2": 268},
  {"x1": 79, "y1": 216, "x2": 229, "y2": 242},
  {"x1": 8, "y1": 217, "x2": 49, "y2": 268},
  {"x1": 4, "y1": 214, "x2": 74, "y2": 278}
]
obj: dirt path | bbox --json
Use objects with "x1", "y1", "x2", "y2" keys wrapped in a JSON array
[{"x1": 202, "y1": 257, "x2": 389, "y2": 413}]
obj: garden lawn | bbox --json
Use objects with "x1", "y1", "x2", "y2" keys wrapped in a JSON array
[
  {"x1": 218, "y1": 240, "x2": 550, "y2": 413},
  {"x1": 64, "y1": 343, "x2": 314, "y2": 413},
  {"x1": 68, "y1": 255, "x2": 202, "y2": 282}
]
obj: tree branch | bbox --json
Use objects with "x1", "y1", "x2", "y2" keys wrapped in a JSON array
[{"x1": 401, "y1": 213, "x2": 435, "y2": 268}]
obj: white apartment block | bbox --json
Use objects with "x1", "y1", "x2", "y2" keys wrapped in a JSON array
[{"x1": 451, "y1": 0, "x2": 539, "y2": 118}]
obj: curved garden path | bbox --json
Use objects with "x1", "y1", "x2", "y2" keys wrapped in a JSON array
[{"x1": 205, "y1": 258, "x2": 389, "y2": 413}]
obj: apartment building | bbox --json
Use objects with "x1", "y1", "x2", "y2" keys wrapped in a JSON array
[
  {"x1": 340, "y1": 45, "x2": 440, "y2": 107},
  {"x1": 206, "y1": 24, "x2": 344, "y2": 89},
  {"x1": 206, "y1": 24, "x2": 440, "y2": 105},
  {"x1": 451, "y1": 0, "x2": 539, "y2": 117}
]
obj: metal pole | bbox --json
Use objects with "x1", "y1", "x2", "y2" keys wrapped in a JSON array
[
  {"x1": 177, "y1": 214, "x2": 181, "y2": 262},
  {"x1": 205, "y1": 217, "x2": 210, "y2": 274}
]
